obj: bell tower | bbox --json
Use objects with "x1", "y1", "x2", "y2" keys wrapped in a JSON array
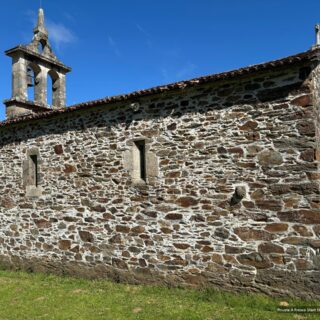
[{"x1": 4, "y1": 8, "x2": 71, "y2": 119}]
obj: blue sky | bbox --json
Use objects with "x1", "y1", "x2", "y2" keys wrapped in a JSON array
[{"x1": 0, "y1": 0, "x2": 319, "y2": 120}]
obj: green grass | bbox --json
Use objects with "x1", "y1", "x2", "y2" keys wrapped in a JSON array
[{"x1": 0, "y1": 270, "x2": 318, "y2": 320}]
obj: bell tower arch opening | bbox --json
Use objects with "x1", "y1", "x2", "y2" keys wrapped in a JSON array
[
  {"x1": 27, "y1": 67, "x2": 35, "y2": 101},
  {"x1": 47, "y1": 70, "x2": 60, "y2": 107},
  {"x1": 38, "y1": 39, "x2": 47, "y2": 54},
  {"x1": 27, "y1": 63, "x2": 41, "y2": 103}
]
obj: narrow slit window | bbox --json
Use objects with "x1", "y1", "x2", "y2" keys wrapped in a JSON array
[
  {"x1": 134, "y1": 140, "x2": 146, "y2": 181},
  {"x1": 23, "y1": 149, "x2": 42, "y2": 197},
  {"x1": 30, "y1": 154, "x2": 39, "y2": 187}
]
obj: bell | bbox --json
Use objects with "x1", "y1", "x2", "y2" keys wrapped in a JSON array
[{"x1": 27, "y1": 67, "x2": 34, "y2": 87}]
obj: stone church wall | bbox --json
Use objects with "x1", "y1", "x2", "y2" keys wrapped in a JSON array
[{"x1": 0, "y1": 61, "x2": 319, "y2": 298}]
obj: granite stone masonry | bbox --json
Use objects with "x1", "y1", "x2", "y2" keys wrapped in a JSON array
[{"x1": 0, "y1": 9, "x2": 320, "y2": 299}]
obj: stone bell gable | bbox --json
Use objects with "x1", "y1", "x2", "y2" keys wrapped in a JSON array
[
  {"x1": 3, "y1": 8, "x2": 71, "y2": 119},
  {"x1": 0, "y1": 11, "x2": 319, "y2": 299}
]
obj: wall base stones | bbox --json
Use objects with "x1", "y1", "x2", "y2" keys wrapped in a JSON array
[{"x1": 0, "y1": 254, "x2": 319, "y2": 299}]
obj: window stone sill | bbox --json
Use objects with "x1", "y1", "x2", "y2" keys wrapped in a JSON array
[{"x1": 26, "y1": 185, "x2": 42, "y2": 198}]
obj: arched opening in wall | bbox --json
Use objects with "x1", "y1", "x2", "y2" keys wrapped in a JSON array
[
  {"x1": 47, "y1": 70, "x2": 59, "y2": 107},
  {"x1": 38, "y1": 40, "x2": 46, "y2": 54},
  {"x1": 27, "y1": 63, "x2": 41, "y2": 103}
]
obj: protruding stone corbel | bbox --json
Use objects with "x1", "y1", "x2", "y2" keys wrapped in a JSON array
[
  {"x1": 130, "y1": 102, "x2": 140, "y2": 112},
  {"x1": 230, "y1": 186, "x2": 246, "y2": 206}
]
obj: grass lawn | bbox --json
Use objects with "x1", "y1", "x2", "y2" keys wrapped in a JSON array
[{"x1": 0, "y1": 270, "x2": 318, "y2": 320}]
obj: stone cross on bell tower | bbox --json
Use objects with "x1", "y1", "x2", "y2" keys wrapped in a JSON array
[{"x1": 4, "y1": 8, "x2": 71, "y2": 119}]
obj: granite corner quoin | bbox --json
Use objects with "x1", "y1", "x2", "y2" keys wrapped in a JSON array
[{"x1": 0, "y1": 9, "x2": 319, "y2": 299}]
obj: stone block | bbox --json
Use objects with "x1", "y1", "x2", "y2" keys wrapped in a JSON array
[
  {"x1": 291, "y1": 94, "x2": 311, "y2": 107},
  {"x1": 79, "y1": 231, "x2": 94, "y2": 242},
  {"x1": 64, "y1": 164, "x2": 76, "y2": 174},
  {"x1": 258, "y1": 243, "x2": 284, "y2": 254},
  {"x1": 237, "y1": 253, "x2": 273, "y2": 269},
  {"x1": 165, "y1": 213, "x2": 183, "y2": 220},
  {"x1": 264, "y1": 223, "x2": 288, "y2": 233},
  {"x1": 173, "y1": 243, "x2": 190, "y2": 250},
  {"x1": 234, "y1": 227, "x2": 275, "y2": 241},
  {"x1": 239, "y1": 120, "x2": 258, "y2": 131},
  {"x1": 176, "y1": 197, "x2": 199, "y2": 207},
  {"x1": 115, "y1": 225, "x2": 130, "y2": 233},
  {"x1": 58, "y1": 240, "x2": 71, "y2": 251},
  {"x1": 54, "y1": 145, "x2": 63, "y2": 155},
  {"x1": 278, "y1": 210, "x2": 320, "y2": 224},
  {"x1": 257, "y1": 149, "x2": 283, "y2": 167}
]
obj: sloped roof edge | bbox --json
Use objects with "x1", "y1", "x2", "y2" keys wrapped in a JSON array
[{"x1": 1, "y1": 47, "x2": 319, "y2": 128}]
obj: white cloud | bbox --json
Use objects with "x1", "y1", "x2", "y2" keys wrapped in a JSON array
[
  {"x1": 161, "y1": 68, "x2": 169, "y2": 82},
  {"x1": 46, "y1": 20, "x2": 77, "y2": 49},
  {"x1": 108, "y1": 36, "x2": 116, "y2": 47},
  {"x1": 108, "y1": 36, "x2": 121, "y2": 57},
  {"x1": 136, "y1": 23, "x2": 150, "y2": 38},
  {"x1": 176, "y1": 62, "x2": 197, "y2": 79},
  {"x1": 160, "y1": 62, "x2": 197, "y2": 83},
  {"x1": 25, "y1": 9, "x2": 37, "y2": 24},
  {"x1": 63, "y1": 12, "x2": 76, "y2": 24},
  {"x1": 135, "y1": 23, "x2": 153, "y2": 48}
]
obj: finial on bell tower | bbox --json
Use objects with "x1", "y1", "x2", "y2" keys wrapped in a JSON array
[
  {"x1": 315, "y1": 24, "x2": 320, "y2": 47},
  {"x1": 29, "y1": 7, "x2": 52, "y2": 56},
  {"x1": 312, "y1": 24, "x2": 320, "y2": 50},
  {"x1": 33, "y1": 8, "x2": 48, "y2": 38}
]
